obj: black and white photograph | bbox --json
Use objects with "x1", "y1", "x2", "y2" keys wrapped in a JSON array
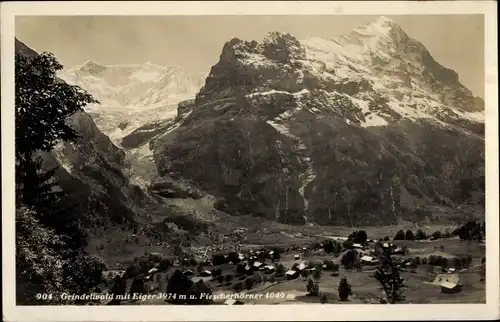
[{"x1": 2, "y1": 1, "x2": 498, "y2": 321}]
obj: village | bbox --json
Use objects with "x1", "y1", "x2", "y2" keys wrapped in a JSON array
[{"x1": 97, "y1": 222, "x2": 486, "y2": 305}]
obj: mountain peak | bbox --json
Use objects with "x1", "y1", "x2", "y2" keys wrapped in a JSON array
[
  {"x1": 74, "y1": 60, "x2": 106, "y2": 74},
  {"x1": 353, "y1": 16, "x2": 402, "y2": 38},
  {"x1": 373, "y1": 16, "x2": 396, "y2": 26}
]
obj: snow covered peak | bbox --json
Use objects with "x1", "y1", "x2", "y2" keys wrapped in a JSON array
[
  {"x1": 200, "y1": 16, "x2": 483, "y2": 132},
  {"x1": 353, "y1": 16, "x2": 397, "y2": 37},
  {"x1": 74, "y1": 60, "x2": 106, "y2": 74},
  {"x1": 375, "y1": 16, "x2": 394, "y2": 25},
  {"x1": 59, "y1": 61, "x2": 206, "y2": 144}
]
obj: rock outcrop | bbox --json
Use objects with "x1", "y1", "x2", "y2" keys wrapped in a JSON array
[{"x1": 150, "y1": 17, "x2": 484, "y2": 226}]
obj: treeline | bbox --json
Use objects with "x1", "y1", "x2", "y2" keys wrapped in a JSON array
[
  {"x1": 15, "y1": 52, "x2": 105, "y2": 304},
  {"x1": 392, "y1": 220, "x2": 485, "y2": 242}
]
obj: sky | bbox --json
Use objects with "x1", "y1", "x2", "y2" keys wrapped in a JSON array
[{"x1": 15, "y1": 15, "x2": 484, "y2": 98}]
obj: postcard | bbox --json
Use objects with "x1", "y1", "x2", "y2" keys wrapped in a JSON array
[{"x1": 1, "y1": 1, "x2": 498, "y2": 321}]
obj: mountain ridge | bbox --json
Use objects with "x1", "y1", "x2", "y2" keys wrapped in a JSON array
[
  {"x1": 58, "y1": 59, "x2": 204, "y2": 145},
  {"x1": 150, "y1": 17, "x2": 485, "y2": 226}
]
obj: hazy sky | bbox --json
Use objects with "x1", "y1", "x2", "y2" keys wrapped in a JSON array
[{"x1": 15, "y1": 15, "x2": 484, "y2": 98}]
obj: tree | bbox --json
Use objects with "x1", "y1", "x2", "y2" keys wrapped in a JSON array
[
  {"x1": 332, "y1": 263, "x2": 340, "y2": 276},
  {"x1": 196, "y1": 263, "x2": 205, "y2": 274},
  {"x1": 393, "y1": 230, "x2": 405, "y2": 240},
  {"x1": 414, "y1": 256, "x2": 421, "y2": 266},
  {"x1": 233, "y1": 282, "x2": 243, "y2": 292},
  {"x1": 211, "y1": 268, "x2": 223, "y2": 279},
  {"x1": 217, "y1": 275, "x2": 224, "y2": 284},
  {"x1": 410, "y1": 259, "x2": 418, "y2": 273},
  {"x1": 405, "y1": 230, "x2": 415, "y2": 241},
  {"x1": 275, "y1": 264, "x2": 286, "y2": 276},
  {"x1": 479, "y1": 259, "x2": 486, "y2": 282},
  {"x1": 16, "y1": 207, "x2": 66, "y2": 304},
  {"x1": 415, "y1": 229, "x2": 427, "y2": 240},
  {"x1": 306, "y1": 278, "x2": 319, "y2": 296},
  {"x1": 129, "y1": 278, "x2": 146, "y2": 297},
  {"x1": 271, "y1": 248, "x2": 281, "y2": 261},
  {"x1": 431, "y1": 231, "x2": 442, "y2": 240},
  {"x1": 112, "y1": 275, "x2": 127, "y2": 296},
  {"x1": 342, "y1": 240, "x2": 354, "y2": 250},
  {"x1": 372, "y1": 242, "x2": 407, "y2": 304},
  {"x1": 62, "y1": 253, "x2": 106, "y2": 297},
  {"x1": 166, "y1": 269, "x2": 194, "y2": 304},
  {"x1": 126, "y1": 263, "x2": 140, "y2": 279},
  {"x1": 212, "y1": 253, "x2": 227, "y2": 266},
  {"x1": 227, "y1": 251, "x2": 240, "y2": 263},
  {"x1": 353, "y1": 259, "x2": 362, "y2": 272},
  {"x1": 322, "y1": 239, "x2": 334, "y2": 253},
  {"x1": 236, "y1": 263, "x2": 246, "y2": 275},
  {"x1": 15, "y1": 50, "x2": 105, "y2": 304},
  {"x1": 16, "y1": 206, "x2": 106, "y2": 305},
  {"x1": 244, "y1": 278, "x2": 254, "y2": 290},
  {"x1": 338, "y1": 277, "x2": 352, "y2": 301},
  {"x1": 341, "y1": 250, "x2": 357, "y2": 270},
  {"x1": 15, "y1": 52, "x2": 98, "y2": 215},
  {"x1": 312, "y1": 269, "x2": 322, "y2": 282},
  {"x1": 225, "y1": 274, "x2": 233, "y2": 283},
  {"x1": 348, "y1": 230, "x2": 368, "y2": 244}
]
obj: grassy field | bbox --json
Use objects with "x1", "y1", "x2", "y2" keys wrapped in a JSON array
[{"x1": 106, "y1": 236, "x2": 485, "y2": 305}]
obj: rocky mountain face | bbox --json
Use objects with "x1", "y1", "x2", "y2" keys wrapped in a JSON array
[
  {"x1": 15, "y1": 40, "x2": 227, "y2": 264},
  {"x1": 15, "y1": 39, "x2": 159, "y2": 233},
  {"x1": 16, "y1": 40, "x2": 182, "y2": 245},
  {"x1": 150, "y1": 17, "x2": 485, "y2": 226}
]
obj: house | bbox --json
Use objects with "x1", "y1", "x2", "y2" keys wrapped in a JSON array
[
  {"x1": 441, "y1": 282, "x2": 462, "y2": 294},
  {"x1": 148, "y1": 267, "x2": 159, "y2": 274},
  {"x1": 238, "y1": 253, "x2": 246, "y2": 261},
  {"x1": 382, "y1": 242, "x2": 396, "y2": 249},
  {"x1": 183, "y1": 270, "x2": 194, "y2": 276},
  {"x1": 264, "y1": 265, "x2": 275, "y2": 273},
  {"x1": 298, "y1": 262, "x2": 307, "y2": 271},
  {"x1": 360, "y1": 255, "x2": 379, "y2": 265},
  {"x1": 199, "y1": 270, "x2": 212, "y2": 277},
  {"x1": 224, "y1": 298, "x2": 244, "y2": 305},
  {"x1": 293, "y1": 254, "x2": 301, "y2": 260},
  {"x1": 447, "y1": 268, "x2": 457, "y2": 273},
  {"x1": 253, "y1": 261, "x2": 264, "y2": 269},
  {"x1": 190, "y1": 276, "x2": 212, "y2": 284},
  {"x1": 352, "y1": 243, "x2": 363, "y2": 249},
  {"x1": 431, "y1": 273, "x2": 460, "y2": 286},
  {"x1": 285, "y1": 270, "x2": 300, "y2": 280},
  {"x1": 269, "y1": 250, "x2": 275, "y2": 256},
  {"x1": 392, "y1": 247, "x2": 405, "y2": 255},
  {"x1": 103, "y1": 270, "x2": 126, "y2": 279}
]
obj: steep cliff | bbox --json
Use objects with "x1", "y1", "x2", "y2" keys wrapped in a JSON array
[{"x1": 150, "y1": 17, "x2": 485, "y2": 226}]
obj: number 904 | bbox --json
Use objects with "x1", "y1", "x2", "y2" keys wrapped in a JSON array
[{"x1": 36, "y1": 293, "x2": 53, "y2": 300}]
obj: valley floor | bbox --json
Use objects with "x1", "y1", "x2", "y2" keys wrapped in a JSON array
[{"x1": 99, "y1": 232, "x2": 485, "y2": 305}]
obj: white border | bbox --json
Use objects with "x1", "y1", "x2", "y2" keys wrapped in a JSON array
[{"x1": 1, "y1": 1, "x2": 498, "y2": 321}]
